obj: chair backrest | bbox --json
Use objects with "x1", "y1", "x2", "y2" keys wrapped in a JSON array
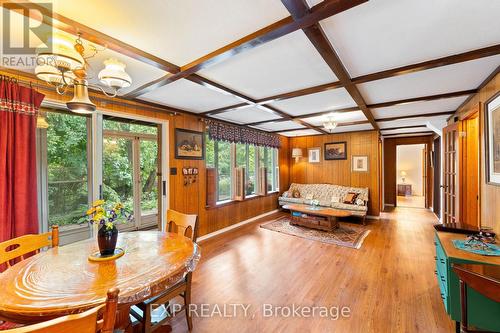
[
  {"x1": 165, "y1": 209, "x2": 198, "y2": 242},
  {"x1": 0, "y1": 226, "x2": 59, "y2": 269},
  {"x1": 4, "y1": 288, "x2": 119, "y2": 333}
]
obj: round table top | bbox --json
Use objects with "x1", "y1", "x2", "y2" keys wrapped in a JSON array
[{"x1": 0, "y1": 231, "x2": 200, "y2": 322}]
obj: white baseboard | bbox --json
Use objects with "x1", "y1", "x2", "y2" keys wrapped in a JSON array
[{"x1": 198, "y1": 209, "x2": 280, "y2": 242}]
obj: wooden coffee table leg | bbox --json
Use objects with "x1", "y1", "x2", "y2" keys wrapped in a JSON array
[{"x1": 329, "y1": 216, "x2": 339, "y2": 230}]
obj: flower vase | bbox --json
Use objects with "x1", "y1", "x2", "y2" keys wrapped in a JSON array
[{"x1": 97, "y1": 224, "x2": 118, "y2": 256}]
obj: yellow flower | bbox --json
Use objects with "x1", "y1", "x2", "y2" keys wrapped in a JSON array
[
  {"x1": 92, "y1": 212, "x2": 104, "y2": 222},
  {"x1": 95, "y1": 207, "x2": 105, "y2": 214},
  {"x1": 105, "y1": 221, "x2": 114, "y2": 230},
  {"x1": 86, "y1": 207, "x2": 96, "y2": 216},
  {"x1": 114, "y1": 203, "x2": 123, "y2": 211},
  {"x1": 92, "y1": 199, "x2": 105, "y2": 207}
]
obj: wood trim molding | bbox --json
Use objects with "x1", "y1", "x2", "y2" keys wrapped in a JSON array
[
  {"x1": 367, "y1": 90, "x2": 477, "y2": 109},
  {"x1": 375, "y1": 111, "x2": 455, "y2": 122},
  {"x1": 352, "y1": 45, "x2": 500, "y2": 84}
]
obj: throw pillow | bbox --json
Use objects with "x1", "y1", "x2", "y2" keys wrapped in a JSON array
[
  {"x1": 292, "y1": 189, "x2": 301, "y2": 198},
  {"x1": 331, "y1": 196, "x2": 340, "y2": 203},
  {"x1": 343, "y1": 192, "x2": 358, "y2": 204},
  {"x1": 305, "y1": 193, "x2": 314, "y2": 200},
  {"x1": 282, "y1": 191, "x2": 289, "y2": 198},
  {"x1": 355, "y1": 198, "x2": 364, "y2": 206}
]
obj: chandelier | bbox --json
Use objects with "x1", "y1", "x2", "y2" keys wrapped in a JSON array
[
  {"x1": 35, "y1": 33, "x2": 132, "y2": 114},
  {"x1": 323, "y1": 116, "x2": 338, "y2": 132}
]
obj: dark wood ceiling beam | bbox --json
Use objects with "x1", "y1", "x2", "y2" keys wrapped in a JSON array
[
  {"x1": 382, "y1": 131, "x2": 434, "y2": 137},
  {"x1": 6, "y1": 1, "x2": 179, "y2": 73},
  {"x1": 125, "y1": 0, "x2": 367, "y2": 98},
  {"x1": 256, "y1": 81, "x2": 343, "y2": 104},
  {"x1": 282, "y1": 0, "x2": 377, "y2": 129},
  {"x1": 375, "y1": 111, "x2": 455, "y2": 122},
  {"x1": 379, "y1": 125, "x2": 429, "y2": 131},
  {"x1": 367, "y1": 89, "x2": 476, "y2": 109},
  {"x1": 201, "y1": 103, "x2": 251, "y2": 116},
  {"x1": 353, "y1": 44, "x2": 500, "y2": 85},
  {"x1": 270, "y1": 120, "x2": 369, "y2": 133}
]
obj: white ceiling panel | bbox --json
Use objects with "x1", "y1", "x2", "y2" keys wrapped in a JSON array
[
  {"x1": 381, "y1": 127, "x2": 431, "y2": 135},
  {"x1": 358, "y1": 56, "x2": 500, "y2": 104},
  {"x1": 269, "y1": 88, "x2": 357, "y2": 116},
  {"x1": 138, "y1": 79, "x2": 243, "y2": 113},
  {"x1": 325, "y1": 123, "x2": 374, "y2": 133},
  {"x1": 320, "y1": 0, "x2": 500, "y2": 77},
  {"x1": 301, "y1": 111, "x2": 366, "y2": 126},
  {"x1": 211, "y1": 106, "x2": 281, "y2": 124},
  {"x1": 51, "y1": 0, "x2": 289, "y2": 66},
  {"x1": 372, "y1": 96, "x2": 470, "y2": 119},
  {"x1": 378, "y1": 115, "x2": 450, "y2": 129},
  {"x1": 253, "y1": 120, "x2": 305, "y2": 132},
  {"x1": 279, "y1": 129, "x2": 323, "y2": 137},
  {"x1": 198, "y1": 31, "x2": 338, "y2": 99}
]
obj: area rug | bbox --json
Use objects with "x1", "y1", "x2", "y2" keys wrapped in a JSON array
[{"x1": 260, "y1": 216, "x2": 370, "y2": 249}]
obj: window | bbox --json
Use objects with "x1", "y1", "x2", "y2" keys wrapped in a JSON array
[
  {"x1": 40, "y1": 111, "x2": 92, "y2": 228},
  {"x1": 236, "y1": 143, "x2": 257, "y2": 195},
  {"x1": 206, "y1": 138, "x2": 279, "y2": 203}
]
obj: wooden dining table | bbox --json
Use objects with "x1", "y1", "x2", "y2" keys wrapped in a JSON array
[{"x1": 0, "y1": 231, "x2": 200, "y2": 332}]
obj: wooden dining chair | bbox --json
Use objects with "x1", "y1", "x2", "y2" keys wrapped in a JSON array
[
  {"x1": 131, "y1": 209, "x2": 198, "y2": 332},
  {"x1": 2, "y1": 288, "x2": 119, "y2": 333},
  {"x1": 0, "y1": 225, "x2": 59, "y2": 269}
]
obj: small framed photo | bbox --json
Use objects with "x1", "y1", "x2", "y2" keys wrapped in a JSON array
[
  {"x1": 352, "y1": 155, "x2": 369, "y2": 172},
  {"x1": 324, "y1": 141, "x2": 347, "y2": 160},
  {"x1": 308, "y1": 148, "x2": 320, "y2": 163},
  {"x1": 175, "y1": 128, "x2": 204, "y2": 160},
  {"x1": 485, "y1": 92, "x2": 500, "y2": 185}
]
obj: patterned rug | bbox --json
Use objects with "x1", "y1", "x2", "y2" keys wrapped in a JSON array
[{"x1": 260, "y1": 216, "x2": 370, "y2": 249}]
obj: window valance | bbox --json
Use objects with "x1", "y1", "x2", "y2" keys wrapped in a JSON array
[{"x1": 203, "y1": 119, "x2": 281, "y2": 148}]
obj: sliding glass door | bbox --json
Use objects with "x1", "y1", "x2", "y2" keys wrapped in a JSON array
[{"x1": 102, "y1": 119, "x2": 159, "y2": 230}]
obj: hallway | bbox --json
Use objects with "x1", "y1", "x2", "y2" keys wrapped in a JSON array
[{"x1": 397, "y1": 195, "x2": 426, "y2": 208}]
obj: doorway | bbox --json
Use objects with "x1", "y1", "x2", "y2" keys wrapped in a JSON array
[
  {"x1": 396, "y1": 144, "x2": 426, "y2": 208},
  {"x1": 102, "y1": 118, "x2": 159, "y2": 231}
]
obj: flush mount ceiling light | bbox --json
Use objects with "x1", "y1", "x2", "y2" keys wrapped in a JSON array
[
  {"x1": 35, "y1": 33, "x2": 132, "y2": 114},
  {"x1": 323, "y1": 116, "x2": 338, "y2": 132}
]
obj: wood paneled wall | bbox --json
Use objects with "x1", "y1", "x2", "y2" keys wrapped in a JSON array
[
  {"x1": 383, "y1": 136, "x2": 434, "y2": 209},
  {"x1": 453, "y1": 71, "x2": 500, "y2": 234},
  {"x1": 289, "y1": 131, "x2": 380, "y2": 216},
  {"x1": 1, "y1": 69, "x2": 290, "y2": 237}
]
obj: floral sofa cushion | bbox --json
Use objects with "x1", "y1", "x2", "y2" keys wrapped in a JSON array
[{"x1": 279, "y1": 183, "x2": 369, "y2": 215}]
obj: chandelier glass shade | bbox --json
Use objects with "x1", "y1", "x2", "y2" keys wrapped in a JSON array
[
  {"x1": 35, "y1": 33, "x2": 132, "y2": 114},
  {"x1": 323, "y1": 116, "x2": 338, "y2": 132}
]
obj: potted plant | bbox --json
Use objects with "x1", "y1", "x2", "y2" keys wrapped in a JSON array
[{"x1": 80, "y1": 200, "x2": 132, "y2": 256}]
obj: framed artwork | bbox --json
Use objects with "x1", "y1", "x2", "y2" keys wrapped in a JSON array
[
  {"x1": 175, "y1": 128, "x2": 204, "y2": 160},
  {"x1": 308, "y1": 147, "x2": 320, "y2": 163},
  {"x1": 352, "y1": 155, "x2": 369, "y2": 172},
  {"x1": 324, "y1": 141, "x2": 347, "y2": 160},
  {"x1": 485, "y1": 92, "x2": 500, "y2": 185}
]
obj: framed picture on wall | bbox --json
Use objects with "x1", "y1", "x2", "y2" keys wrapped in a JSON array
[
  {"x1": 308, "y1": 147, "x2": 320, "y2": 163},
  {"x1": 352, "y1": 155, "x2": 369, "y2": 172},
  {"x1": 175, "y1": 128, "x2": 204, "y2": 160},
  {"x1": 485, "y1": 92, "x2": 500, "y2": 185},
  {"x1": 324, "y1": 141, "x2": 347, "y2": 160}
]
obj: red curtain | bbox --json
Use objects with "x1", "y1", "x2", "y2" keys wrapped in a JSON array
[{"x1": 0, "y1": 76, "x2": 45, "y2": 243}]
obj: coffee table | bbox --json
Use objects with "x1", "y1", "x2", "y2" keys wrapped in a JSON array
[{"x1": 283, "y1": 204, "x2": 351, "y2": 231}]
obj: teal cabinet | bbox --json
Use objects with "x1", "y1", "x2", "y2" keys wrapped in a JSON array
[{"x1": 435, "y1": 233, "x2": 500, "y2": 331}]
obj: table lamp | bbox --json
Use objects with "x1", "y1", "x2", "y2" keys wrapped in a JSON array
[{"x1": 401, "y1": 171, "x2": 407, "y2": 183}]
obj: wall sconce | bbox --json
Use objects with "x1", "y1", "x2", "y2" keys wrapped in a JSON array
[{"x1": 292, "y1": 148, "x2": 303, "y2": 162}]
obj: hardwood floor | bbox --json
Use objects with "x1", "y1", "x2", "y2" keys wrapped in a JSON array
[
  {"x1": 397, "y1": 195, "x2": 426, "y2": 208},
  {"x1": 170, "y1": 207, "x2": 455, "y2": 333}
]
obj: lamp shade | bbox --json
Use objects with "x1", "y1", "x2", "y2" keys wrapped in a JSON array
[
  {"x1": 400, "y1": 171, "x2": 407, "y2": 176},
  {"x1": 292, "y1": 148, "x2": 303, "y2": 158},
  {"x1": 36, "y1": 33, "x2": 85, "y2": 73},
  {"x1": 66, "y1": 79, "x2": 96, "y2": 114},
  {"x1": 98, "y1": 58, "x2": 132, "y2": 89}
]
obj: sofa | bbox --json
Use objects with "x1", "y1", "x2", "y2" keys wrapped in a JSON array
[{"x1": 279, "y1": 183, "x2": 369, "y2": 223}]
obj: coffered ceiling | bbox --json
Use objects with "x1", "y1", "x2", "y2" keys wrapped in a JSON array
[{"x1": 2, "y1": 0, "x2": 500, "y2": 137}]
